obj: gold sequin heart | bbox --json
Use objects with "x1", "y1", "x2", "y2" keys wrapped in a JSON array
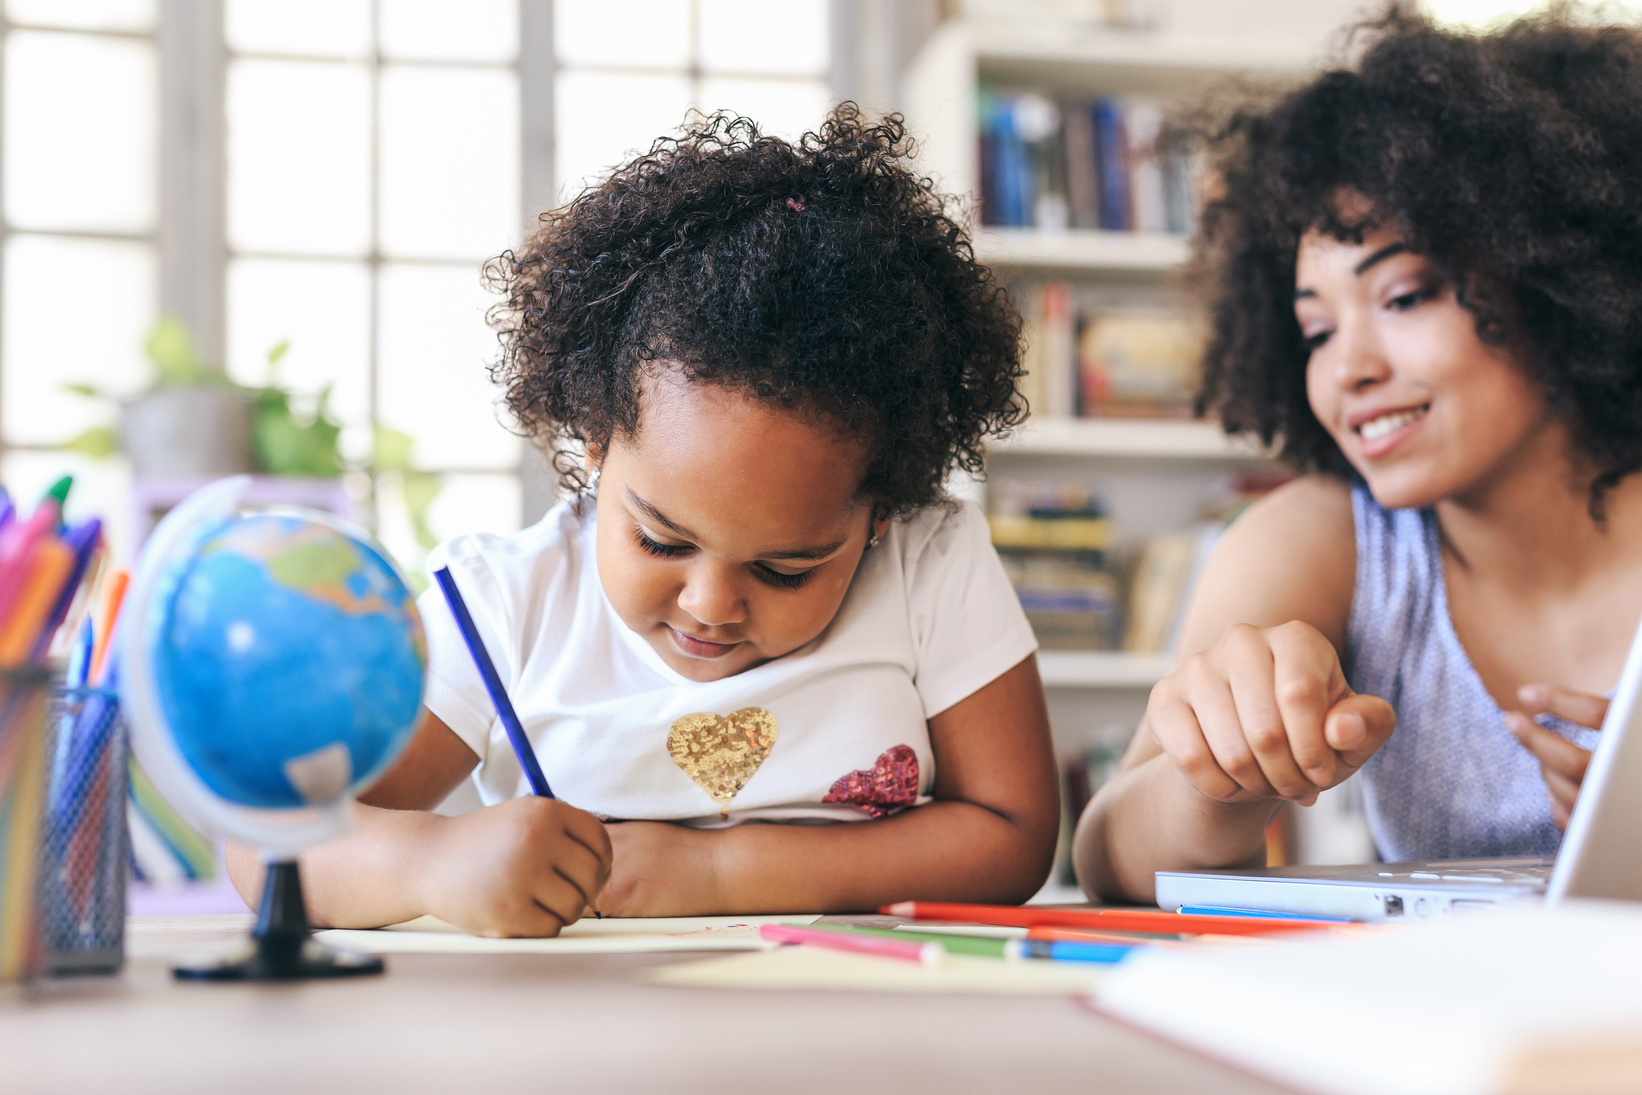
[{"x1": 666, "y1": 708, "x2": 778, "y2": 816}]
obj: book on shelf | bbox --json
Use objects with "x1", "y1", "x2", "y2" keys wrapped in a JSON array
[
  {"x1": 1018, "y1": 282, "x2": 1205, "y2": 422},
  {"x1": 979, "y1": 88, "x2": 1202, "y2": 235},
  {"x1": 991, "y1": 478, "x2": 1122, "y2": 652}
]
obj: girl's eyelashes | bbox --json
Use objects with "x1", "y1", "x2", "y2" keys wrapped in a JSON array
[
  {"x1": 634, "y1": 526, "x2": 689, "y2": 558},
  {"x1": 1303, "y1": 328, "x2": 1333, "y2": 353},
  {"x1": 753, "y1": 564, "x2": 813, "y2": 590},
  {"x1": 633, "y1": 525, "x2": 817, "y2": 589}
]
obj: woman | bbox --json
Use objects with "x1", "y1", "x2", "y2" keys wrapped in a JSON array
[{"x1": 1075, "y1": 6, "x2": 1642, "y2": 902}]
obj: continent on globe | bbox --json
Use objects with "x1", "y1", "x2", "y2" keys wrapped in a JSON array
[{"x1": 150, "y1": 513, "x2": 427, "y2": 811}]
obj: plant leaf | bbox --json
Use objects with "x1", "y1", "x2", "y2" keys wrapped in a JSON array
[
  {"x1": 61, "y1": 382, "x2": 107, "y2": 400},
  {"x1": 60, "y1": 426, "x2": 119, "y2": 459},
  {"x1": 372, "y1": 425, "x2": 416, "y2": 472},
  {"x1": 146, "y1": 314, "x2": 204, "y2": 386}
]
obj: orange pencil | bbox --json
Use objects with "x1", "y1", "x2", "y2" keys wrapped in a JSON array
[
  {"x1": 87, "y1": 568, "x2": 129, "y2": 686},
  {"x1": 881, "y1": 901, "x2": 1339, "y2": 937},
  {"x1": 0, "y1": 538, "x2": 74, "y2": 666}
]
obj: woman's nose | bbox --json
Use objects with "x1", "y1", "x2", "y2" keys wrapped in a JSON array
[
  {"x1": 676, "y1": 561, "x2": 747, "y2": 628},
  {"x1": 1330, "y1": 318, "x2": 1391, "y2": 393}
]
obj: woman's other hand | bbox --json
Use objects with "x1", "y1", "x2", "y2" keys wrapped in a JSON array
[
  {"x1": 1505, "y1": 685, "x2": 1607, "y2": 829},
  {"x1": 1148, "y1": 620, "x2": 1397, "y2": 806}
]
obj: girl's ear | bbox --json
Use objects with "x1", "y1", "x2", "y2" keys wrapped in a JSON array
[{"x1": 583, "y1": 444, "x2": 604, "y2": 492}]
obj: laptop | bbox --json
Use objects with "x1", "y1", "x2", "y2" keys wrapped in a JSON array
[{"x1": 1155, "y1": 613, "x2": 1642, "y2": 923}]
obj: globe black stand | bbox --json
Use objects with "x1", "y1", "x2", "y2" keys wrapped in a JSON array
[{"x1": 172, "y1": 860, "x2": 384, "y2": 981}]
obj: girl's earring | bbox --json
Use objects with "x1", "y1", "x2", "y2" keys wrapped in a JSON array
[
  {"x1": 867, "y1": 531, "x2": 882, "y2": 549},
  {"x1": 588, "y1": 465, "x2": 602, "y2": 493}
]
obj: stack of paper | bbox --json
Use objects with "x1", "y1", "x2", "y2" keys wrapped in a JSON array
[
  {"x1": 1093, "y1": 900, "x2": 1642, "y2": 1095},
  {"x1": 316, "y1": 914, "x2": 821, "y2": 956}
]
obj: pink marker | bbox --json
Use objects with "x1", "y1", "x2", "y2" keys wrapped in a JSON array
[{"x1": 759, "y1": 923, "x2": 946, "y2": 966}]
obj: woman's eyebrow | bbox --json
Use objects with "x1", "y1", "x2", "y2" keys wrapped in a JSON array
[{"x1": 1354, "y1": 242, "x2": 1408, "y2": 276}]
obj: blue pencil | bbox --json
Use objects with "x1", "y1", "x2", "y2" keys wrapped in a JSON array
[
  {"x1": 432, "y1": 567, "x2": 554, "y2": 799},
  {"x1": 1005, "y1": 938, "x2": 1139, "y2": 964}
]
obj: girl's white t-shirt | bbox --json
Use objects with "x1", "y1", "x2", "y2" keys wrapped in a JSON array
[{"x1": 417, "y1": 495, "x2": 1037, "y2": 826}]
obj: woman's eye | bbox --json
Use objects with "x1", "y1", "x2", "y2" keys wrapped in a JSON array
[
  {"x1": 1302, "y1": 329, "x2": 1332, "y2": 353},
  {"x1": 754, "y1": 564, "x2": 813, "y2": 590},
  {"x1": 634, "y1": 528, "x2": 689, "y2": 558},
  {"x1": 1387, "y1": 287, "x2": 1436, "y2": 312}
]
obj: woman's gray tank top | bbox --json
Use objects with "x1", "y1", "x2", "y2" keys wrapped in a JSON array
[{"x1": 1344, "y1": 484, "x2": 1600, "y2": 861}]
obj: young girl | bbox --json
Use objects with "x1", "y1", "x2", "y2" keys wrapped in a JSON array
[
  {"x1": 228, "y1": 107, "x2": 1059, "y2": 935},
  {"x1": 1074, "y1": 9, "x2": 1642, "y2": 902}
]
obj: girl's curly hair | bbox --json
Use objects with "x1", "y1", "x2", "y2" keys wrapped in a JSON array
[
  {"x1": 484, "y1": 104, "x2": 1025, "y2": 518},
  {"x1": 1193, "y1": 4, "x2": 1642, "y2": 507}
]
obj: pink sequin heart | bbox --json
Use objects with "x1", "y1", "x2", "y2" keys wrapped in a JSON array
[{"x1": 822, "y1": 745, "x2": 920, "y2": 819}]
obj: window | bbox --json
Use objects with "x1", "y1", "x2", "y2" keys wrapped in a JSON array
[
  {"x1": 224, "y1": 0, "x2": 523, "y2": 571},
  {"x1": 0, "y1": 0, "x2": 835, "y2": 572},
  {"x1": 0, "y1": 0, "x2": 158, "y2": 553}
]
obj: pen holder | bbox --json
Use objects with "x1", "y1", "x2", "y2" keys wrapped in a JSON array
[
  {"x1": 0, "y1": 667, "x2": 55, "y2": 983},
  {"x1": 39, "y1": 686, "x2": 129, "y2": 975}
]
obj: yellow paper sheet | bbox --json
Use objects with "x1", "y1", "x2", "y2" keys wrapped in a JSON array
[
  {"x1": 315, "y1": 913, "x2": 822, "y2": 956},
  {"x1": 646, "y1": 944, "x2": 1110, "y2": 995}
]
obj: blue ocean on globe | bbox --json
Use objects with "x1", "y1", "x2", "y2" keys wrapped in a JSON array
[{"x1": 149, "y1": 512, "x2": 426, "y2": 810}]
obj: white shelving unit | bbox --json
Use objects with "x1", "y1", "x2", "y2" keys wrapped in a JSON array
[
  {"x1": 903, "y1": 18, "x2": 1374, "y2": 869},
  {"x1": 1038, "y1": 650, "x2": 1173, "y2": 688},
  {"x1": 972, "y1": 227, "x2": 1188, "y2": 273}
]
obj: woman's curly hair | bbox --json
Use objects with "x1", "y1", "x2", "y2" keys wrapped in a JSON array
[
  {"x1": 1193, "y1": 3, "x2": 1642, "y2": 507},
  {"x1": 485, "y1": 104, "x2": 1025, "y2": 518}
]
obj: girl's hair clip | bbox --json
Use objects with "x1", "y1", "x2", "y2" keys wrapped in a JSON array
[{"x1": 786, "y1": 196, "x2": 805, "y2": 212}]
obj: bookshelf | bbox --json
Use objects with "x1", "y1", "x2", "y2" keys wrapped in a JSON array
[
  {"x1": 1038, "y1": 650, "x2": 1173, "y2": 688},
  {"x1": 973, "y1": 227, "x2": 1187, "y2": 273},
  {"x1": 905, "y1": 19, "x2": 1374, "y2": 877}
]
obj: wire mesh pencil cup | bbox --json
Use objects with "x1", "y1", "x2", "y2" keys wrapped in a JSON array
[
  {"x1": 39, "y1": 685, "x2": 128, "y2": 975},
  {"x1": 0, "y1": 667, "x2": 55, "y2": 983}
]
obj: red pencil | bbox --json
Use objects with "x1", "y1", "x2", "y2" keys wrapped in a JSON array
[{"x1": 880, "y1": 901, "x2": 1337, "y2": 937}]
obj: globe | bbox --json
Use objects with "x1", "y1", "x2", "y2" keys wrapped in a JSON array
[
  {"x1": 149, "y1": 511, "x2": 426, "y2": 811},
  {"x1": 121, "y1": 477, "x2": 427, "y2": 980}
]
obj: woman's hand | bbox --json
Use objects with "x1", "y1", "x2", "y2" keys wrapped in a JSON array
[
  {"x1": 414, "y1": 797, "x2": 612, "y2": 937},
  {"x1": 1505, "y1": 685, "x2": 1607, "y2": 829},
  {"x1": 596, "y1": 821, "x2": 722, "y2": 918},
  {"x1": 1148, "y1": 621, "x2": 1396, "y2": 805}
]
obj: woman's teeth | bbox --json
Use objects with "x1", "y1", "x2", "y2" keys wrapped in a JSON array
[{"x1": 1359, "y1": 407, "x2": 1426, "y2": 443}]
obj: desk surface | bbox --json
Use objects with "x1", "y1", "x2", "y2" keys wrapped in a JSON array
[{"x1": 1, "y1": 915, "x2": 1282, "y2": 1095}]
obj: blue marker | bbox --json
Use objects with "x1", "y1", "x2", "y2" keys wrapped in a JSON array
[
  {"x1": 1005, "y1": 938, "x2": 1138, "y2": 965},
  {"x1": 432, "y1": 566, "x2": 553, "y2": 799}
]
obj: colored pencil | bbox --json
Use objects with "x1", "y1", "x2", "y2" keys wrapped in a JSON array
[
  {"x1": 880, "y1": 901, "x2": 1338, "y2": 937},
  {"x1": 804, "y1": 923, "x2": 1012, "y2": 958},
  {"x1": 760, "y1": 923, "x2": 946, "y2": 965},
  {"x1": 433, "y1": 567, "x2": 554, "y2": 799},
  {"x1": 1025, "y1": 925, "x2": 1180, "y2": 945},
  {"x1": 0, "y1": 538, "x2": 74, "y2": 666},
  {"x1": 0, "y1": 499, "x2": 60, "y2": 629},
  {"x1": 1005, "y1": 937, "x2": 1138, "y2": 964},
  {"x1": 86, "y1": 569, "x2": 128, "y2": 687}
]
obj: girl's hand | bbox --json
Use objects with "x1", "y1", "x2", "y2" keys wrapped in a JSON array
[
  {"x1": 1149, "y1": 621, "x2": 1396, "y2": 805},
  {"x1": 1505, "y1": 685, "x2": 1607, "y2": 829},
  {"x1": 415, "y1": 797, "x2": 612, "y2": 937},
  {"x1": 596, "y1": 821, "x2": 721, "y2": 918}
]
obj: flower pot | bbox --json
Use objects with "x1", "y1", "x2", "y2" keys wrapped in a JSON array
[{"x1": 120, "y1": 387, "x2": 254, "y2": 480}]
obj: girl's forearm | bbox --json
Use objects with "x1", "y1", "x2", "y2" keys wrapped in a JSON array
[
  {"x1": 226, "y1": 804, "x2": 447, "y2": 929},
  {"x1": 705, "y1": 800, "x2": 1057, "y2": 914},
  {"x1": 1073, "y1": 753, "x2": 1276, "y2": 904}
]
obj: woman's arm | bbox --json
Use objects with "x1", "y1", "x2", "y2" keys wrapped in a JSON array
[
  {"x1": 596, "y1": 653, "x2": 1060, "y2": 915},
  {"x1": 226, "y1": 709, "x2": 612, "y2": 935},
  {"x1": 1072, "y1": 475, "x2": 1390, "y2": 904}
]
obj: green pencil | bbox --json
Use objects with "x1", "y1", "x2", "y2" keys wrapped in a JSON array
[
  {"x1": 801, "y1": 923, "x2": 1009, "y2": 958},
  {"x1": 44, "y1": 475, "x2": 72, "y2": 508}
]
